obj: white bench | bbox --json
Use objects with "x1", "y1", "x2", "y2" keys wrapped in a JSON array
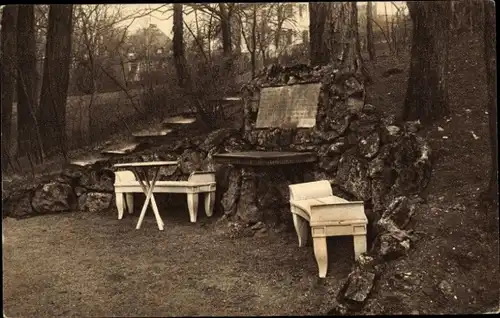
[
  {"x1": 114, "y1": 170, "x2": 216, "y2": 223},
  {"x1": 289, "y1": 180, "x2": 368, "y2": 278}
]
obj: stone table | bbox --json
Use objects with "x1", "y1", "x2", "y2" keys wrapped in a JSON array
[{"x1": 213, "y1": 151, "x2": 316, "y2": 226}]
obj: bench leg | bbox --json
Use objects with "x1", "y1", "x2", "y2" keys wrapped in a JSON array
[
  {"x1": 187, "y1": 193, "x2": 199, "y2": 223},
  {"x1": 353, "y1": 235, "x2": 367, "y2": 259},
  {"x1": 292, "y1": 213, "x2": 309, "y2": 247},
  {"x1": 125, "y1": 193, "x2": 134, "y2": 214},
  {"x1": 313, "y1": 236, "x2": 328, "y2": 278},
  {"x1": 116, "y1": 193, "x2": 125, "y2": 220},
  {"x1": 204, "y1": 192, "x2": 215, "y2": 217}
]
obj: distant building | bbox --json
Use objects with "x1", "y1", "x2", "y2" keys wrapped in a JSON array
[{"x1": 125, "y1": 24, "x2": 172, "y2": 82}]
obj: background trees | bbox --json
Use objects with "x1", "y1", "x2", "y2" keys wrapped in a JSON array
[
  {"x1": 1, "y1": 5, "x2": 18, "y2": 167},
  {"x1": 1, "y1": 1, "x2": 496, "y2": 197}
]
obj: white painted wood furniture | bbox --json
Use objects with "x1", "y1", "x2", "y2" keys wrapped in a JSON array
[
  {"x1": 113, "y1": 161, "x2": 179, "y2": 230},
  {"x1": 289, "y1": 180, "x2": 368, "y2": 278},
  {"x1": 114, "y1": 168, "x2": 216, "y2": 226}
]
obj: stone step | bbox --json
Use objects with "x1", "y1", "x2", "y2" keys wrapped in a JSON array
[
  {"x1": 132, "y1": 127, "x2": 176, "y2": 145},
  {"x1": 162, "y1": 116, "x2": 197, "y2": 129},
  {"x1": 101, "y1": 142, "x2": 143, "y2": 156},
  {"x1": 69, "y1": 156, "x2": 110, "y2": 168}
]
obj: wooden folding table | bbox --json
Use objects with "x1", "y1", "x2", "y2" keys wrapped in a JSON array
[{"x1": 113, "y1": 161, "x2": 178, "y2": 230}]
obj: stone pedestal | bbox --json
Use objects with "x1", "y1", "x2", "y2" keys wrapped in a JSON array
[{"x1": 214, "y1": 151, "x2": 316, "y2": 226}]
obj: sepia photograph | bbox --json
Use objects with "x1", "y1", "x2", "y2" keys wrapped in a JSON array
[{"x1": 1, "y1": 1, "x2": 498, "y2": 316}]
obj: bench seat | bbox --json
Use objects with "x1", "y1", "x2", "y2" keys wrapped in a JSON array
[
  {"x1": 114, "y1": 170, "x2": 216, "y2": 223},
  {"x1": 289, "y1": 180, "x2": 368, "y2": 278}
]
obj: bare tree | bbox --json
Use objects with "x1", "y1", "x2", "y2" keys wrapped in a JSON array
[
  {"x1": 237, "y1": 4, "x2": 259, "y2": 77},
  {"x1": 1, "y1": 5, "x2": 18, "y2": 167},
  {"x1": 366, "y1": 1, "x2": 376, "y2": 60},
  {"x1": 16, "y1": 5, "x2": 42, "y2": 160},
  {"x1": 187, "y1": 4, "x2": 235, "y2": 59},
  {"x1": 38, "y1": 4, "x2": 73, "y2": 156},
  {"x1": 403, "y1": 1, "x2": 452, "y2": 123},
  {"x1": 482, "y1": 0, "x2": 498, "y2": 205}
]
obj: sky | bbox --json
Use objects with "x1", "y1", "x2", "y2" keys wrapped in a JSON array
[{"x1": 121, "y1": 2, "x2": 407, "y2": 38}]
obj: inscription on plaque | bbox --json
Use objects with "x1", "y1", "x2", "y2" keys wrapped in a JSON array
[{"x1": 255, "y1": 83, "x2": 321, "y2": 128}]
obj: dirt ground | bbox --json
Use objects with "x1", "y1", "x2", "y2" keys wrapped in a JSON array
[
  {"x1": 359, "y1": 34, "x2": 499, "y2": 315},
  {"x1": 3, "y1": 207, "x2": 357, "y2": 317},
  {"x1": 2, "y1": 33, "x2": 499, "y2": 316}
]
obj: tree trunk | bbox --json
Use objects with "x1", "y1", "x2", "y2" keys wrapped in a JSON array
[
  {"x1": 173, "y1": 3, "x2": 187, "y2": 88},
  {"x1": 274, "y1": 7, "x2": 283, "y2": 57},
  {"x1": 309, "y1": 2, "x2": 366, "y2": 79},
  {"x1": 483, "y1": 0, "x2": 498, "y2": 204},
  {"x1": 403, "y1": 1, "x2": 451, "y2": 123},
  {"x1": 219, "y1": 3, "x2": 234, "y2": 77},
  {"x1": 251, "y1": 4, "x2": 257, "y2": 78},
  {"x1": 384, "y1": 2, "x2": 393, "y2": 53},
  {"x1": 366, "y1": 1, "x2": 376, "y2": 60},
  {"x1": 38, "y1": 4, "x2": 73, "y2": 156},
  {"x1": 219, "y1": 3, "x2": 232, "y2": 58},
  {"x1": 308, "y1": 3, "x2": 329, "y2": 66},
  {"x1": 16, "y1": 5, "x2": 41, "y2": 160},
  {"x1": 1, "y1": 5, "x2": 18, "y2": 169},
  {"x1": 350, "y1": 2, "x2": 370, "y2": 82}
]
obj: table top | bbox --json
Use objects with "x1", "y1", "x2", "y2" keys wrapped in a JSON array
[
  {"x1": 113, "y1": 161, "x2": 178, "y2": 168},
  {"x1": 213, "y1": 151, "x2": 316, "y2": 166}
]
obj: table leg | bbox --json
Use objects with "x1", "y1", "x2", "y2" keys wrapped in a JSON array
[
  {"x1": 143, "y1": 172, "x2": 164, "y2": 230},
  {"x1": 132, "y1": 167, "x2": 164, "y2": 230}
]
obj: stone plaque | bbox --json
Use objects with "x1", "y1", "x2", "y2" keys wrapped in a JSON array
[{"x1": 255, "y1": 83, "x2": 321, "y2": 128}]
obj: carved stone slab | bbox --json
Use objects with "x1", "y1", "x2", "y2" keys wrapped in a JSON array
[{"x1": 255, "y1": 83, "x2": 321, "y2": 128}]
